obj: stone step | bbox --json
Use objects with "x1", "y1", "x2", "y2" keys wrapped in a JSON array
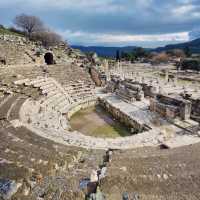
[
  {"x1": 56, "y1": 99, "x2": 70, "y2": 110},
  {"x1": 46, "y1": 90, "x2": 59, "y2": 98},
  {"x1": 69, "y1": 88, "x2": 93, "y2": 94},
  {"x1": 53, "y1": 98, "x2": 73, "y2": 110},
  {"x1": 49, "y1": 96, "x2": 68, "y2": 108},
  {"x1": 40, "y1": 83, "x2": 55, "y2": 90},
  {"x1": 34, "y1": 80, "x2": 53, "y2": 88},
  {"x1": 73, "y1": 91, "x2": 93, "y2": 97},
  {"x1": 43, "y1": 93, "x2": 63, "y2": 105},
  {"x1": 14, "y1": 79, "x2": 30, "y2": 85},
  {"x1": 30, "y1": 78, "x2": 47, "y2": 85},
  {"x1": 42, "y1": 86, "x2": 58, "y2": 94},
  {"x1": 60, "y1": 104, "x2": 71, "y2": 113}
]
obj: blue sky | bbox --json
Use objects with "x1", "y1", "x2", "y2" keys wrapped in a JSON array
[{"x1": 0, "y1": 0, "x2": 200, "y2": 47}]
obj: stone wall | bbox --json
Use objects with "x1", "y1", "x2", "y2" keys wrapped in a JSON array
[
  {"x1": 0, "y1": 34, "x2": 74, "y2": 66},
  {"x1": 67, "y1": 99, "x2": 97, "y2": 119},
  {"x1": 89, "y1": 67, "x2": 102, "y2": 86},
  {"x1": 98, "y1": 98, "x2": 148, "y2": 134},
  {"x1": 186, "y1": 98, "x2": 200, "y2": 123},
  {"x1": 150, "y1": 94, "x2": 192, "y2": 120},
  {"x1": 116, "y1": 80, "x2": 144, "y2": 102}
]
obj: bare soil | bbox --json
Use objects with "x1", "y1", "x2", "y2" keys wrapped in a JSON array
[{"x1": 70, "y1": 105, "x2": 131, "y2": 138}]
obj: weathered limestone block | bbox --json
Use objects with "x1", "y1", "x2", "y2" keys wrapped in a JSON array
[
  {"x1": 150, "y1": 94, "x2": 192, "y2": 120},
  {"x1": 180, "y1": 101, "x2": 192, "y2": 120}
]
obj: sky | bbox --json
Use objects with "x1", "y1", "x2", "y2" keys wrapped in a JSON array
[{"x1": 0, "y1": 0, "x2": 200, "y2": 47}]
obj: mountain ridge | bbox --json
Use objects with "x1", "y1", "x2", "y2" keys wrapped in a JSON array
[
  {"x1": 71, "y1": 45, "x2": 140, "y2": 57},
  {"x1": 72, "y1": 38, "x2": 200, "y2": 57}
]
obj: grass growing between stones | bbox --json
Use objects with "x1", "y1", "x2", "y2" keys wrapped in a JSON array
[
  {"x1": 70, "y1": 105, "x2": 131, "y2": 138},
  {"x1": 0, "y1": 27, "x2": 23, "y2": 36}
]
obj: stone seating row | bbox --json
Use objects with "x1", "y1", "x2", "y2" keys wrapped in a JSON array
[
  {"x1": 73, "y1": 92, "x2": 94, "y2": 100},
  {"x1": 20, "y1": 99, "x2": 69, "y2": 131},
  {"x1": 14, "y1": 77, "x2": 74, "y2": 114},
  {"x1": 0, "y1": 94, "x2": 10, "y2": 107},
  {"x1": 38, "y1": 80, "x2": 73, "y2": 114}
]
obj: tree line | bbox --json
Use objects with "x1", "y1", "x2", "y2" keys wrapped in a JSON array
[
  {"x1": 117, "y1": 47, "x2": 191, "y2": 63},
  {"x1": 12, "y1": 14, "x2": 63, "y2": 47}
]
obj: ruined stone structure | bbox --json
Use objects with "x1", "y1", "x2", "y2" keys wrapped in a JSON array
[
  {"x1": 105, "y1": 75, "x2": 120, "y2": 93},
  {"x1": 1, "y1": 34, "x2": 200, "y2": 200},
  {"x1": 150, "y1": 94, "x2": 192, "y2": 120},
  {"x1": 44, "y1": 52, "x2": 54, "y2": 65},
  {"x1": 116, "y1": 79, "x2": 144, "y2": 102},
  {"x1": 89, "y1": 67, "x2": 102, "y2": 86},
  {"x1": 98, "y1": 96, "x2": 148, "y2": 133},
  {"x1": 106, "y1": 75, "x2": 160, "y2": 98},
  {"x1": 0, "y1": 34, "x2": 85, "y2": 67}
]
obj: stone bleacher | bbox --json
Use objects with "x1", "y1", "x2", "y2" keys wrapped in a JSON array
[
  {"x1": 65, "y1": 80, "x2": 95, "y2": 102},
  {"x1": 15, "y1": 77, "x2": 74, "y2": 114},
  {"x1": 47, "y1": 64, "x2": 92, "y2": 85},
  {"x1": 14, "y1": 75, "x2": 96, "y2": 133}
]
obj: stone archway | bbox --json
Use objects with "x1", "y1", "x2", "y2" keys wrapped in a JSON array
[
  {"x1": 44, "y1": 52, "x2": 54, "y2": 65},
  {"x1": 0, "y1": 57, "x2": 6, "y2": 65}
]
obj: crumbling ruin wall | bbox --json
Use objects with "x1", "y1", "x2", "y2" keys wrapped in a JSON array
[
  {"x1": 150, "y1": 94, "x2": 192, "y2": 120},
  {"x1": 67, "y1": 99, "x2": 97, "y2": 119},
  {"x1": 0, "y1": 36, "x2": 35, "y2": 66},
  {"x1": 99, "y1": 98, "x2": 147, "y2": 133},
  {"x1": 0, "y1": 34, "x2": 73, "y2": 66},
  {"x1": 130, "y1": 81, "x2": 157, "y2": 97},
  {"x1": 187, "y1": 98, "x2": 200, "y2": 123},
  {"x1": 89, "y1": 67, "x2": 102, "y2": 86}
]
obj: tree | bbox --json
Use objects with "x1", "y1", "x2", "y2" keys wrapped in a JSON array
[
  {"x1": 184, "y1": 46, "x2": 191, "y2": 57},
  {"x1": 167, "y1": 49, "x2": 185, "y2": 58},
  {"x1": 133, "y1": 47, "x2": 148, "y2": 59},
  {"x1": 116, "y1": 50, "x2": 120, "y2": 61},
  {"x1": 31, "y1": 31, "x2": 63, "y2": 47},
  {"x1": 14, "y1": 14, "x2": 45, "y2": 37},
  {"x1": 152, "y1": 52, "x2": 169, "y2": 64},
  {"x1": 121, "y1": 51, "x2": 136, "y2": 62},
  {"x1": 181, "y1": 59, "x2": 200, "y2": 71}
]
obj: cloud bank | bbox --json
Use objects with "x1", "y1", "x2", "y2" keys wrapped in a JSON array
[{"x1": 0, "y1": 0, "x2": 199, "y2": 46}]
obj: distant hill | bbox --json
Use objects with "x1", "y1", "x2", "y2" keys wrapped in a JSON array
[
  {"x1": 154, "y1": 38, "x2": 200, "y2": 53},
  {"x1": 71, "y1": 45, "x2": 140, "y2": 58},
  {"x1": 72, "y1": 38, "x2": 200, "y2": 58}
]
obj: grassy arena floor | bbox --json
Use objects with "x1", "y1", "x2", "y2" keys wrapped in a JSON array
[{"x1": 70, "y1": 105, "x2": 132, "y2": 138}]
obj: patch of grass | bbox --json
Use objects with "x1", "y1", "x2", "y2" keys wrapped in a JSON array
[
  {"x1": 92, "y1": 124, "x2": 131, "y2": 138},
  {"x1": 70, "y1": 105, "x2": 132, "y2": 138},
  {"x1": 0, "y1": 27, "x2": 24, "y2": 37}
]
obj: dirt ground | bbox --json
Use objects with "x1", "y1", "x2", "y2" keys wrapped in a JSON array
[
  {"x1": 101, "y1": 143, "x2": 200, "y2": 200},
  {"x1": 70, "y1": 105, "x2": 131, "y2": 138}
]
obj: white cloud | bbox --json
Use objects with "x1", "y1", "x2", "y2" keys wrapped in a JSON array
[
  {"x1": 172, "y1": 4, "x2": 195, "y2": 16},
  {"x1": 98, "y1": 32, "x2": 189, "y2": 43},
  {"x1": 0, "y1": 0, "x2": 124, "y2": 12},
  {"x1": 0, "y1": 0, "x2": 198, "y2": 46},
  {"x1": 59, "y1": 30, "x2": 189, "y2": 45}
]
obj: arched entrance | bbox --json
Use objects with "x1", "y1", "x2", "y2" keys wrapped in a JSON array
[
  {"x1": 0, "y1": 57, "x2": 6, "y2": 65},
  {"x1": 44, "y1": 52, "x2": 54, "y2": 65}
]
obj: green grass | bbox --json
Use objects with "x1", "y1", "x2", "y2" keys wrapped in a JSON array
[
  {"x1": 92, "y1": 124, "x2": 131, "y2": 138},
  {"x1": 70, "y1": 105, "x2": 132, "y2": 138},
  {"x1": 0, "y1": 27, "x2": 24, "y2": 37}
]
